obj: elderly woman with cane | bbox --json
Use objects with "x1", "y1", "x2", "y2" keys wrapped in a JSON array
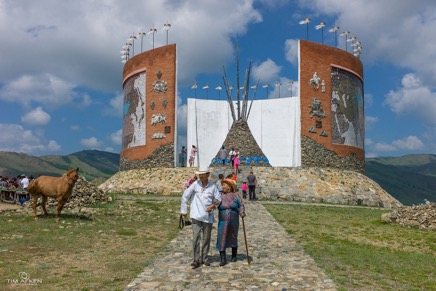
[{"x1": 215, "y1": 178, "x2": 246, "y2": 266}]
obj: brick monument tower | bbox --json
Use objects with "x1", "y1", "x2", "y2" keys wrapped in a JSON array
[
  {"x1": 299, "y1": 40, "x2": 364, "y2": 172},
  {"x1": 120, "y1": 44, "x2": 177, "y2": 170}
]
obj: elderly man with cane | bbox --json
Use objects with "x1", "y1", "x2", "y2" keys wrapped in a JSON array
[{"x1": 180, "y1": 167, "x2": 221, "y2": 269}]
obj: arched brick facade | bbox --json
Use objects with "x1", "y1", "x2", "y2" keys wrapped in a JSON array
[
  {"x1": 120, "y1": 44, "x2": 177, "y2": 170},
  {"x1": 299, "y1": 40, "x2": 365, "y2": 172}
]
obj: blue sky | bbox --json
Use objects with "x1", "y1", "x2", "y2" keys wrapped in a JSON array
[{"x1": 0, "y1": 0, "x2": 435, "y2": 158}]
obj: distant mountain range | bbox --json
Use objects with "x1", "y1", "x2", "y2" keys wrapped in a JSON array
[
  {"x1": 365, "y1": 154, "x2": 436, "y2": 205},
  {"x1": 0, "y1": 150, "x2": 434, "y2": 205},
  {"x1": 0, "y1": 150, "x2": 119, "y2": 181}
]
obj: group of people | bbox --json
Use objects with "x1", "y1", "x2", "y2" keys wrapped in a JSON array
[
  {"x1": 0, "y1": 174, "x2": 32, "y2": 190},
  {"x1": 180, "y1": 166, "x2": 257, "y2": 269},
  {"x1": 219, "y1": 146, "x2": 241, "y2": 175},
  {"x1": 180, "y1": 145, "x2": 198, "y2": 168}
]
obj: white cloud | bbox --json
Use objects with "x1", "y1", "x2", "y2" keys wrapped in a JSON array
[
  {"x1": 0, "y1": 1, "x2": 263, "y2": 90},
  {"x1": 384, "y1": 73, "x2": 436, "y2": 124},
  {"x1": 0, "y1": 74, "x2": 88, "y2": 108},
  {"x1": 284, "y1": 39, "x2": 298, "y2": 65},
  {"x1": 103, "y1": 93, "x2": 124, "y2": 117},
  {"x1": 0, "y1": 123, "x2": 60, "y2": 154},
  {"x1": 104, "y1": 147, "x2": 115, "y2": 152},
  {"x1": 365, "y1": 116, "x2": 378, "y2": 129},
  {"x1": 365, "y1": 138, "x2": 374, "y2": 146},
  {"x1": 303, "y1": 0, "x2": 436, "y2": 86},
  {"x1": 21, "y1": 106, "x2": 51, "y2": 126},
  {"x1": 391, "y1": 136, "x2": 424, "y2": 151},
  {"x1": 371, "y1": 135, "x2": 424, "y2": 152},
  {"x1": 80, "y1": 137, "x2": 102, "y2": 149},
  {"x1": 364, "y1": 93, "x2": 374, "y2": 107},
  {"x1": 70, "y1": 125, "x2": 80, "y2": 131},
  {"x1": 251, "y1": 59, "x2": 282, "y2": 84},
  {"x1": 373, "y1": 142, "x2": 396, "y2": 152},
  {"x1": 109, "y1": 129, "x2": 122, "y2": 145},
  {"x1": 47, "y1": 140, "x2": 61, "y2": 151}
]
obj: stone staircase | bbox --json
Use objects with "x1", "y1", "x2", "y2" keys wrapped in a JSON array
[{"x1": 210, "y1": 165, "x2": 253, "y2": 192}]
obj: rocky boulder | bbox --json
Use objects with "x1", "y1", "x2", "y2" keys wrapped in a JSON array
[{"x1": 381, "y1": 202, "x2": 435, "y2": 231}]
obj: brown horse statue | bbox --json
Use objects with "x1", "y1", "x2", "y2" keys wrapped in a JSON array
[{"x1": 27, "y1": 168, "x2": 79, "y2": 221}]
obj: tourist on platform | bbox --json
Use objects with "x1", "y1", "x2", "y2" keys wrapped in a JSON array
[
  {"x1": 229, "y1": 147, "x2": 236, "y2": 167},
  {"x1": 219, "y1": 146, "x2": 228, "y2": 165},
  {"x1": 180, "y1": 167, "x2": 221, "y2": 269},
  {"x1": 233, "y1": 154, "x2": 240, "y2": 175},
  {"x1": 241, "y1": 181, "x2": 247, "y2": 199},
  {"x1": 181, "y1": 146, "x2": 187, "y2": 167},
  {"x1": 215, "y1": 179, "x2": 246, "y2": 266},
  {"x1": 189, "y1": 145, "x2": 198, "y2": 167},
  {"x1": 247, "y1": 171, "x2": 257, "y2": 201}
]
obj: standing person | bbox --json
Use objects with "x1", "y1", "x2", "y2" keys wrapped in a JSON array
[
  {"x1": 241, "y1": 181, "x2": 247, "y2": 199},
  {"x1": 233, "y1": 154, "x2": 240, "y2": 175},
  {"x1": 247, "y1": 171, "x2": 257, "y2": 201},
  {"x1": 180, "y1": 167, "x2": 221, "y2": 269},
  {"x1": 216, "y1": 179, "x2": 246, "y2": 266},
  {"x1": 185, "y1": 175, "x2": 197, "y2": 189},
  {"x1": 181, "y1": 146, "x2": 187, "y2": 167},
  {"x1": 189, "y1": 145, "x2": 198, "y2": 167},
  {"x1": 228, "y1": 147, "x2": 235, "y2": 167},
  {"x1": 20, "y1": 175, "x2": 30, "y2": 190},
  {"x1": 216, "y1": 174, "x2": 224, "y2": 193},
  {"x1": 219, "y1": 146, "x2": 228, "y2": 165}
]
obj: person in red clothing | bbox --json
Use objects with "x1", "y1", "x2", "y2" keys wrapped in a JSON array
[
  {"x1": 233, "y1": 154, "x2": 240, "y2": 175},
  {"x1": 185, "y1": 175, "x2": 197, "y2": 189},
  {"x1": 241, "y1": 181, "x2": 247, "y2": 199}
]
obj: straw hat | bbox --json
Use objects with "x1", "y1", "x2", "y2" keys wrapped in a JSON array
[
  {"x1": 221, "y1": 179, "x2": 235, "y2": 192},
  {"x1": 195, "y1": 166, "x2": 210, "y2": 175}
]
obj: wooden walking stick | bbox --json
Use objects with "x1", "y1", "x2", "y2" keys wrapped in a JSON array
[{"x1": 242, "y1": 216, "x2": 251, "y2": 268}]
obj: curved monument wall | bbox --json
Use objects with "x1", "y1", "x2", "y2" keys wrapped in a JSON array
[
  {"x1": 299, "y1": 40, "x2": 364, "y2": 172},
  {"x1": 120, "y1": 44, "x2": 177, "y2": 170}
]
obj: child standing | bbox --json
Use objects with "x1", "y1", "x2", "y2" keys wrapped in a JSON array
[{"x1": 241, "y1": 181, "x2": 247, "y2": 199}]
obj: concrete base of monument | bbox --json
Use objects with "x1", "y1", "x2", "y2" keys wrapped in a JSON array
[{"x1": 99, "y1": 166, "x2": 402, "y2": 209}]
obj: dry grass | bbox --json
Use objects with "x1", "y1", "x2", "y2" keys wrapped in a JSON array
[{"x1": 0, "y1": 197, "x2": 181, "y2": 291}]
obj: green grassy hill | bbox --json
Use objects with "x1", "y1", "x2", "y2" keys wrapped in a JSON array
[
  {"x1": 0, "y1": 150, "x2": 119, "y2": 181},
  {"x1": 365, "y1": 154, "x2": 436, "y2": 205}
]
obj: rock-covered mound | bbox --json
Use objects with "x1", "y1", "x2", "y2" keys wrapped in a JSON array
[
  {"x1": 381, "y1": 202, "x2": 435, "y2": 231},
  {"x1": 27, "y1": 176, "x2": 111, "y2": 209},
  {"x1": 99, "y1": 166, "x2": 402, "y2": 208}
]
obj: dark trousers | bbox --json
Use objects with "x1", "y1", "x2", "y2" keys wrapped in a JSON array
[{"x1": 248, "y1": 185, "x2": 256, "y2": 200}]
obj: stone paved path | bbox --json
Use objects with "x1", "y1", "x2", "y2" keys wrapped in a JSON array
[{"x1": 126, "y1": 201, "x2": 337, "y2": 290}]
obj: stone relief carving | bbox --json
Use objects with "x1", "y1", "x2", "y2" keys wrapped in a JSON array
[
  {"x1": 152, "y1": 132, "x2": 166, "y2": 139},
  {"x1": 151, "y1": 113, "x2": 167, "y2": 125},
  {"x1": 150, "y1": 101, "x2": 155, "y2": 110},
  {"x1": 320, "y1": 130, "x2": 328, "y2": 137},
  {"x1": 321, "y1": 80, "x2": 325, "y2": 93},
  {"x1": 151, "y1": 70, "x2": 168, "y2": 93},
  {"x1": 162, "y1": 99, "x2": 168, "y2": 108},
  {"x1": 309, "y1": 127, "x2": 316, "y2": 133},
  {"x1": 309, "y1": 97, "x2": 326, "y2": 118},
  {"x1": 309, "y1": 72, "x2": 321, "y2": 89}
]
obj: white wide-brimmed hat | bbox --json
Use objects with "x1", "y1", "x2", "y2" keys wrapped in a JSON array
[{"x1": 195, "y1": 166, "x2": 210, "y2": 175}]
